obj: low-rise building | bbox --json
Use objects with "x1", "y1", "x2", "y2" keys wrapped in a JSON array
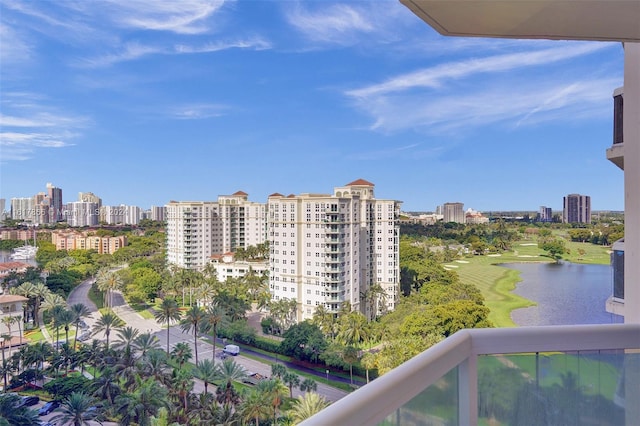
[{"x1": 51, "y1": 230, "x2": 126, "y2": 254}]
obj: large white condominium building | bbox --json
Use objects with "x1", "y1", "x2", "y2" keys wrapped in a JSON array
[
  {"x1": 166, "y1": 192, "x2": 267, "y2": 270},
  {"x1": 268, "y1": 179, "x2": 401, "y2": 322}
]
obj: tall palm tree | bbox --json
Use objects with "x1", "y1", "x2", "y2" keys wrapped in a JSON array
[
  {"x1": 200, "y1": 304, "x2": 227, "y2": 363},
  {"x1": 92, "y1": 311, "x2": 124, "y2": 351},
  {"x1": 283, "y1": 371, "x2": 301, "y2": 398},
  {"x1": 170, "y1": 342, "x2": 192, "y2": 369},
  {"x1": 240, "y1": 389, "x2": 271, "y2": 426},
  {"x1": 57, "y1": 309, "x2": 76, "y2": 347},
  {"x1": 256, "y1": 378, "x2": 289, "y2": 425},
  {"x1": 96, "y1": 269, "x2": 122, "y2": 309},
  {"x1": 154, "y1": 298, "x2": 181, "y2": 355},
  {"x1": 337, "y1": 311, "x2": 369, "y2": 348},
  {"x1": 341, "y1": 345, "x2": 360, "y2": 385},
  {"x1": 50, "y1": 392, "x2": 98, "y2": 426},
  {"x1": 69, "y1": 303, "x2": 90, "y2": 351},
  {"x1": 299, "y1": 377, "x2": 318, "y2": 393},
  {"x1": 91, "y1": 367, "x2": 121, "y2": 405},
  {"x1": 193, "y1": 359, "x2": 217, "y2": 395},
  {"x1": 0, "y1": 335, "x2": 10, "y2": 389},
  {"x1": 47, "y1": 304, "x2": 67, "y2": 350},
  {"x1": 288, "y1": 392, "x2": 330, "y2": 423},
  {"x1": 179, "y1": 305, "x2": 205, "y2": 364},
  {"x1": 12, "y1": 315, "x2": 24, "y2": 351},
  {"x1": 214, "y1": 358, "x2": 248, "y2": 387},
  {"x1": 169, "y1": 367, "x2": 193, "y2": 418}
]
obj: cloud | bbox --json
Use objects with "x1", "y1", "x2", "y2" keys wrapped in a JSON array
[
  {"x1": 174, "y1": 37, "x2": 271, "y2": 53},
  {"x1": 285, "y1": 3, "x2": 375, "y2": 45},
  {"x1": 344, "y1": 43, "x2": 619, "y2": 133},
  {"x1": 0, "y1": 23, "x2": 32, "y2": 65},
  {"x1": 0, "y1": 93, "x2": 87, "y2": 162},
  {"x1": 100, "y1": 0, "x2": 226, "y2": 34},
  {"x1": 170, "y1": 103, "x2": 230, "y2": 120},
  {"x1": 347, "y1": 43, "x2": 610, "y2": 99}
]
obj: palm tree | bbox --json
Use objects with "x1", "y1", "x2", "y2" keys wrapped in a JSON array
[
  {"x1": 169, "y1": 367, "x2": 193, "y2": 418},
  {"x1": 0, "y1": 392, "x2": 41, "y2": 426},
  {"x1": 57, "y1": 309, "x2": 75, "y2": 347},
  {"x1": 96, "y1": 269, "x2": 122, "y2": 309},
  {"x1": 200, "y1": 304, "x2": 227, "y2": 363},
  {"x1": 0, "y1": 317, "x2": 14, "y2": 358},
  {"x1": 187, "y1": 393, "x2": 219, "y2": 425},
  {"x1": 179, "y1": 305, "x2": 205, "y2": 364},
  {"x1": 240, "y1": 389, "x2": 271, "y2": 426},
  {"x1": 215, "y1": 358, "x2": 248, "y2": 386},
  {"x1": 115, "y1": 377, "x2": 168, "y2": 426},
  {"x1": 69, "y1": 303, "x2": 90, "y2": 351},
  {"x1": 299, "y1": 377, "x2": 318, "y2": 393},
  {"x1": 50, "y1": 392, "x2": 98, "y2": 426},
  {"x1": 283, "y1": 371, "x2": 301, "y2": 398},
  {"x1": 114, "y1": 326, "x2": 139, "y2": 355},
  {"x1": 288, "y1": 392, "x2": 330, "y2": 423},
  {"x1": 91, "y1": 367, "x2": 121, "y2": 405},
  {"x1": 193, "y1": 359, "x2": 217, "y2": 395},
  {"x1": 170, "y1": 342, "x2": 192, "y2": 369},
  {"x1": 92, "y1": 311, "x2": 124, "y2": 351},
  {"x1": 154, "y1": 298, "x2": 181, "y2": 355},
  {"x1": 337, "y1": 311, "x2": 369, "y2": 347},
  {"x1": 256, "y1": 378, "x2": 289, "y2": 424},
  {"x1": 11, "y1": 315, "x2": 23, "y2": 351},
  {"x1": 47, "y1": 304, "x2": 67, "y2": 350},
  {"x1": 0, "y1": 335, "x2": 10, "y2": 389},
  {"x1": 341, "y1": 345, "x2": 360, "y2": 385},
  {"x1": 138, "y1": 349, "x2": 169, "y2": 385},
  {"x1": 133, "y1": 332, "x2": 161, "y2": 357}
]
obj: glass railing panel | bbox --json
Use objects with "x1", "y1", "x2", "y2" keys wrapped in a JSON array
[
  {"x1": 378, "y1": 367, "x2": 458, "y2": 426},
  {"x1": 478, "y1": 351, "x2": 631, "y2": 426}
]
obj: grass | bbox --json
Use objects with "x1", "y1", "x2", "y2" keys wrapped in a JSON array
[
  {"x1": 130, "y1": 302, "x2": 155, "y2": 320},
  {"x1": 451, "y1": 239, "x2": 611, "y2": 328},
  {"x1": 87, "y1": 284, "x2": 104, "y2": 310}
]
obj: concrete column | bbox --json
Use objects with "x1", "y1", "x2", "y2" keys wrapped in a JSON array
[
  {"x1": 623, "y1": 42, "x2": 640, "y2": 426},
  {"x1": 624, "y1": 42, "x2": 640, "y2": 324}
]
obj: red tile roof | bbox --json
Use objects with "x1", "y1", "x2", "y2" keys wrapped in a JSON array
[
  {"x1": 232, "y1": 191, "x2": 248, "y2": 196},
  {"x1": 268, "y1": 193, "x2": 284, "y2": 197},
  {"x1": 0, "y1": 295, "x2": 29, "y2": 303},
  {"x1": 346, "y1": 178, "x2": 374, "y2": 186}
]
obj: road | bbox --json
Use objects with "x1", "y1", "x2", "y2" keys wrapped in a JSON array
[{"x1": 66, "y1": 282, "x2": 349, "y2": 402}]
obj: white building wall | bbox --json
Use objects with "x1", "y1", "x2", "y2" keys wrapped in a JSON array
[
  {"x1": 166, "y1": 202, "x2": 218, "y2": 269},
  {"x1": 66, "y1": 202, "x2": 99, "y2": 227}
]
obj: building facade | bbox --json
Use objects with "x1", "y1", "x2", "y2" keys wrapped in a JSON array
[
  {"x1": 443, "y1": 202, "x2": 465, "y2": 224},
  {"x1": 10, "y1": 198, "x2": 34, "y2": 222},
  {"x1": 268, "y1": 179, "x2": 401, "y2": 322},
  {"x1": 66, "y1": 202, "x2": 99, "y2": 227},
  {"x1": 538, "y1": 206, "x2": 553, "y2": 222},
  {"x1": 563, "y1": 194, "x2": 591, "y2": 224},
  {"x1": 166, "y1": 193, "x2": 267, "y2": 270},
  {"x1": 51, "y1": 230, "x2": 126, "y2": 254},
  {"x1": 150, "y1": 206, "x2": 167, "y2": 222}
]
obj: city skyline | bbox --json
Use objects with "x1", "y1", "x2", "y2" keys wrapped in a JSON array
[{"x1": 0, "y1": 1, "x2": 625, "y2": 211}]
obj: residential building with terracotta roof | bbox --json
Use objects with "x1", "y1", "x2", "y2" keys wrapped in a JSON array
[
  {"x1": 268, "y1": 179, "x2": 401, "y2": 322},
  {"x1": 51, "y1": 230, "x2": 126, "y2": 254}
]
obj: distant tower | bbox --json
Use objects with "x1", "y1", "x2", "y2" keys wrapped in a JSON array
[
  {"x1": 539, "y1": 206, "x2": 553, "y2": 222},
  {"x1": 563, "y1": 194, "x2": 591, "y2": 224},
  {"x1": 443, "y1": 202, "x2": 465, "y2": 224},
  {"x1": 79, "y1": 192, "x2": 102, "y2": 208},
  {"x1": 46, "y1": 183, "x2": 63, "y2": 223}
]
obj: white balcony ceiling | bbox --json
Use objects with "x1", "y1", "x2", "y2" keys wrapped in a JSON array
[{"x1": 400, "y1": 0, "x2": 640, "y2": 42}]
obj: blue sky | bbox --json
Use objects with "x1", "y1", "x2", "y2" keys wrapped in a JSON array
[{"x1": 0, "y1": 0, "x2": 625, "y2": 212}]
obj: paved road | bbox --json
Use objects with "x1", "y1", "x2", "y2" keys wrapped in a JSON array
[{"x1": 67, "y1": 284, "x2": 348, "y2": 402}]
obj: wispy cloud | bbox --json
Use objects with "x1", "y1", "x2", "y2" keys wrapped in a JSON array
[
  {"x1": 344, "y1": 43, "x2": 619, "y2": 133},
  {"x1": 100, "y1": 0, "x2": 226, "y2": 35},
  {"x1": 347, "y1": 43, "x2": 610, "y2": 99},
  {"x1": 285, "y1": 3, "x2": 375, "y2": 45},
  {"x1": 347, "y1": 143, "x2": 445, "y2": 161},
  {"x1": 174, "y1": 37, "x2": 271, "y2": 53},
  {"x1": 0, "y1": 93, "x2": 87, "y2": 162},
  {"x1": 170, "y1": 103, "x2": 230, "y2": 120},
  {"x1": 0, "y1": 23, "x2": 33, "y2": 65}
]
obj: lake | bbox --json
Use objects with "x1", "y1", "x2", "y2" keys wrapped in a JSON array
[{"x1": 504, "y1": 262, "x2": 624, "y2": 326}]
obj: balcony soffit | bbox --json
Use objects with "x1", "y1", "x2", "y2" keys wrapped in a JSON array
[{"x1": 400, "y1": 0, "x2": 640, "y2": 42}]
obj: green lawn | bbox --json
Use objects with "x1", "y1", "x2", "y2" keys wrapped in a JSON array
[{"x1": 450, "y1": 240, "x2": 611, "y2": 328}]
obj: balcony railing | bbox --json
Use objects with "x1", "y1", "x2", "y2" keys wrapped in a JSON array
[{"x1": 301, "y1": 324, "x2": 640, "y2": 426}]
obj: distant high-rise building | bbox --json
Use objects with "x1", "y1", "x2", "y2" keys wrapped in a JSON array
[
  {"x1": 563, "y1": 194, "x2": 591, "y2": 224},
  {"x1": 11, "y1": 198, "x2": 34, "y2": 222},
  {"x1": 268, "y1": 179, "x2": 401, "y2": 321},
  {"x1": 539, "y1": 206, "x2": 553, "y2": 222},
  {"x1": 435, "y1": 205, "x2": 443, "y2": 216},
  {"x1": 66, "y1": 202, "x2": 99, "y2": 227},
  {"x1": 150, "y1": 206, "x2": 166, "y2": 222},
  {"x1": 0, "y1": 199, "x2": 6, "y2": 221},
  {"x1": 46, "y1": 183, "x2": 63, "y2": 223},
  {"x1": 443, "y1": 202, "x2": 465, "y2": 224},
  {"x1": 79, "y1": 192, "x2": 102, "y2": 208}
]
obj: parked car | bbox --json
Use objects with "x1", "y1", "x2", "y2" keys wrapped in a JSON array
[
  {"x1": 18, "y1": 395, "x2": 39, "y2": 407},
  {"x1": 39, "y1": 400, "x2": 60, "y2": 415},
  {"x1": 77, "y1": 331, "x2": 91, "y2": 342},
  {"x1": 223, "y1": 344, "x2": 240, "y2": 355}
]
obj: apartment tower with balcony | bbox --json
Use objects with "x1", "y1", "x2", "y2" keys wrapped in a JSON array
[
  {"x1": 166, "y1": 192, "x2": 267, "y2": 270},
  {"x1": 268, "y1": 179, "x2": 400, "y2": 322}
]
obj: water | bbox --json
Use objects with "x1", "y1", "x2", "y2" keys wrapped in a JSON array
[
  {"x1": 0, "y1": 249, "x2": 38, "y2": 266},
  {"x1": 504, "y1": 262, "x2": 624, "y2": 326}
]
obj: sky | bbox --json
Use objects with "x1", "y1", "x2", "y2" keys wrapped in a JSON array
[{"x1": 0, "y1": 0, "x2": 626, "y2": 213}]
